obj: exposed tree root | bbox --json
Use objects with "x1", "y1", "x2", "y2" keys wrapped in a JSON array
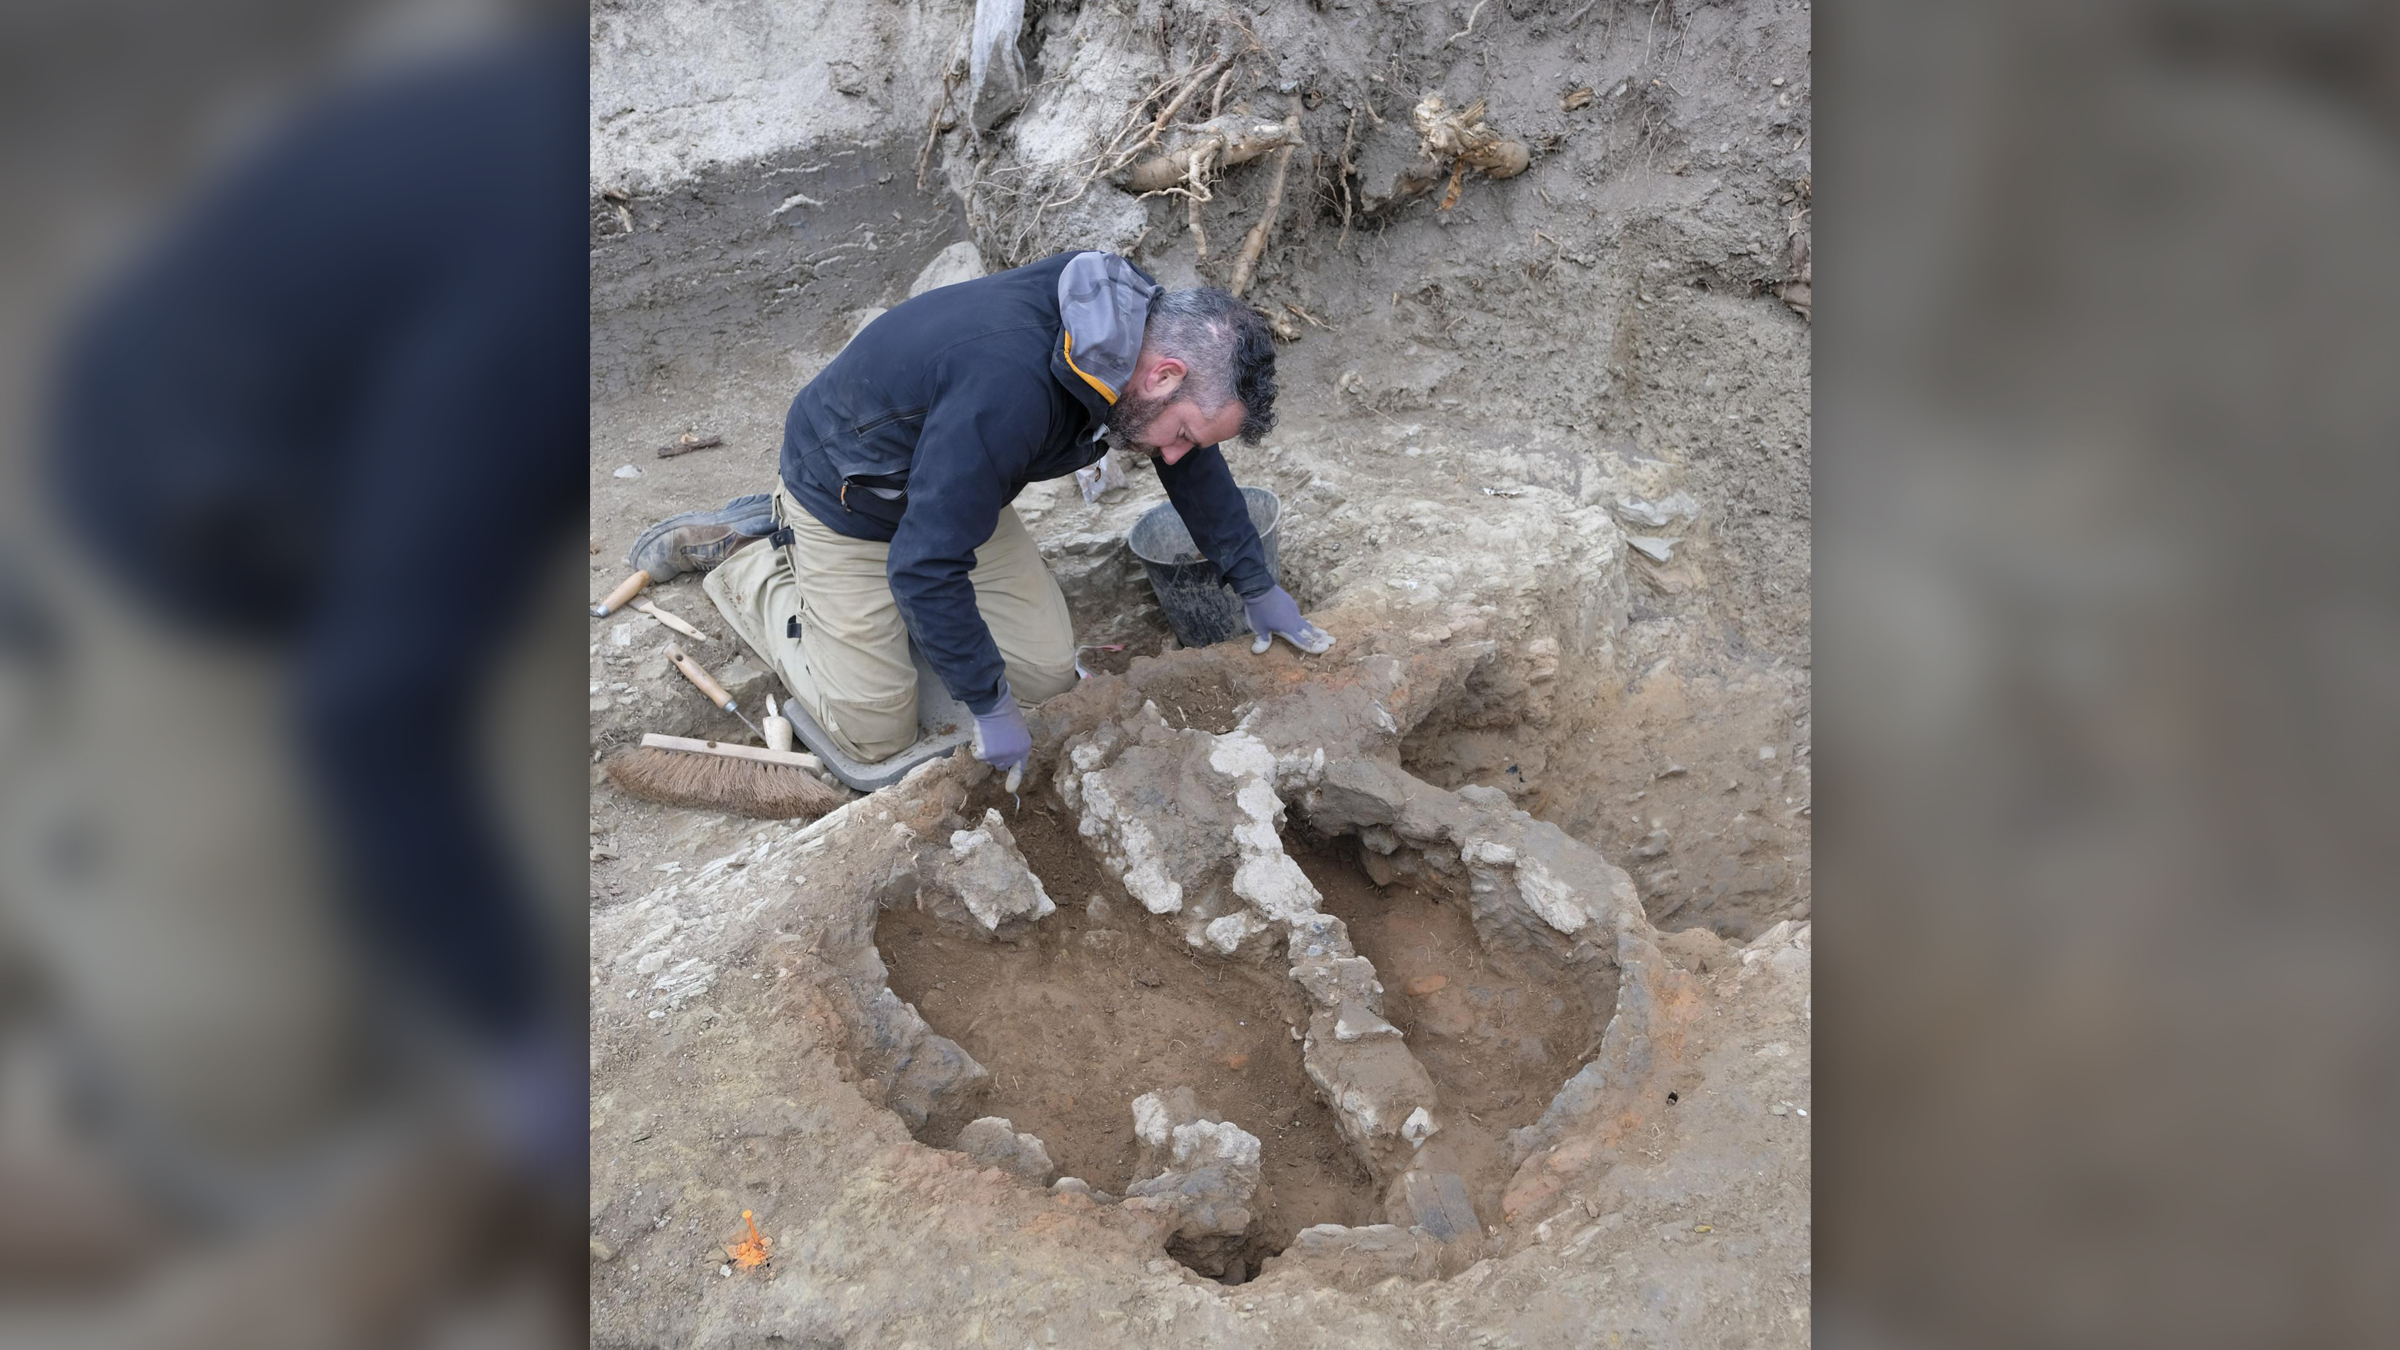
[
  {"x1": 1335, "y1": 104, "x2": 1360, "y2": 251},
  {"x1": 1120, "y1": 113, "x2": 1303, "y2": 194},
  {"x1": 1186, "y1": 143, "x2": 1216, "y2": 260},
  {"x1": 1229, "y1": 105, "x2": 1304, "y2": 299},
  {"x1": 916, "y1": 61, "x2": 966, "y2": 191},
  {"x1": 1109, "y1": 53, "x2": 1230, "y2": 176},
  {"x1": 1208, "y1": 60, "x2": 1238, "y2": 119}
]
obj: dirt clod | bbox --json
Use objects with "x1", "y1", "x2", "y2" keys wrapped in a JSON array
[{"x1": 1140, "y1": 668, "x2": 1244, "y2": 734}]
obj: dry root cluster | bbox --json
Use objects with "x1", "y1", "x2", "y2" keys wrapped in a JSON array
[
  {"x1": 944, "y1": 17, "x2": 1534, "y2": 309},
  {"x1": 1411, "y1": 94, "x2": 1530, "y2": 211}
]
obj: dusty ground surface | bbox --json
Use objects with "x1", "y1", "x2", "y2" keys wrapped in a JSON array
[{"x1": 590, "y1": 0, "x2": 1808, "y2": 1342}]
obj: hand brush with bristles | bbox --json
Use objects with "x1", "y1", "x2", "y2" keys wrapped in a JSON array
[
  {"x1": 604, "y1": 732, "x2": 842, "y2": 818},
  {"x1": 606, "y1": 652, "x2": 842, "y2": 818}
]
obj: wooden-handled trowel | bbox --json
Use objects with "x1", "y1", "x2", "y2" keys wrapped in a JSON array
[{"x1": 663, "y1": 642, "x2": 762, "y2": 740}]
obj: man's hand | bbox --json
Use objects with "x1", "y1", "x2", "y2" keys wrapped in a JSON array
[
  {"x1": 1244, "y1": 586, "x2": 1336, "y2": 655},
  {"x1": 970, "y1": 684, "x2": 1033, "y2": 772}
]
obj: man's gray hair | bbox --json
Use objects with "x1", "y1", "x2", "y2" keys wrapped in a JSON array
[{"x1": 1141, "y1": 287, "x2": 1278, "y2": 444}]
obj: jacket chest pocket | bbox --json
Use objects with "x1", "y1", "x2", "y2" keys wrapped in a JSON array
[
  {"x1": 834, "y1": 406, "x2": 925, "y2": 525},
  {"x1": 849, "y1": 406, "x2": 927, "y2": 463}
]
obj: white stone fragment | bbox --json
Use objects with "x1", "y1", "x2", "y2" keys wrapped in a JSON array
[
  {"x1": 908, "y1": 240, "x2": 986, "y2": 297},
  {"x1": 1207, "y1": 732, "x2": 1278, "y2": 782},
  {"x1": 1170, "y1": 1119, "x2": 1261, "y2": 1171},
  {"x1": 1338, "y1": 1087, "x2": 1381, "y2": 1133},
  {"x1": 1232, "y1": 854, "x2": 1320, "y2": 923},
  {"x1": 1123, "y1": 851, "x2": 1184, "y2": 914},
  {"x1": 1204, "y1": 913, "x2": 1260, "y2": 954},
  {"x1": 1232, "y1": 813, "x2": 1280, "y2": 854},
  {"x1": 940, "y1": 810, "x2": 1055, "y2": 930},
  {"x1": 1611, "y1": 491, "x2": 1700, "y2": 531},
  {"x1": 1749, "y1": 919, "x2": 1799, "y2": 951},
  {"x1": 1334, "y1": 1007, "x2": 1403, "y2": 1042},
  {"x1": 1403, "y1": 1107, "x2": 1438, "y2": 1145},
  {"x1": 1235, "y1": 778, "x2": 1281, "y2": 824},
  {"x1": 1132, "y1": 1092, "x2": 1174, "y2": 1147},
  {"x1": 1462, "y1": 838, "x2": 1519, "y2": 866},
  {"x1": 1516, "y1": 855, "x2": 1591, "y2": 935}
]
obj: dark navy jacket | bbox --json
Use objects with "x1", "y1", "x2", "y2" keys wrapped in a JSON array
[{"x1": 779, "y1": 250, "x2": 1271, "y2": 715}]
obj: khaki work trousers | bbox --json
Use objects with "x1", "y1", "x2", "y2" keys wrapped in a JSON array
[{"x1": 703, "y1": 482, "x2": 1078, "y2": 762}]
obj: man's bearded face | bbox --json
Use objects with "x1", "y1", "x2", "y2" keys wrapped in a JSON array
[
  {"x1": 1105, "y1": 387, "x2": 1246, "y2": 466},
  {"x1": 1104, "y1": 386, "x2": 1176, "y2": 452}
]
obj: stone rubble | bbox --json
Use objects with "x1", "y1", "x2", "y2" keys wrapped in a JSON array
[
  {"x1": 956, "y1": 1116, "x2": 1057, "y2": 1185},
  {"x1": 921, "y1": 808, "x2": 1056, "y2": 937},
  {"x1": 907, "y1": 239, "x2": 987, "y2": 298},
  {"x1": 1120, "y1": 1089, "x2": 1266, "y2": 1278}
]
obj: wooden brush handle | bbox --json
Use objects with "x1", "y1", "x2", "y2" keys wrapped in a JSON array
[
  {"x1": 640, "y1": 734, "x2": 822, "y2": 772},
  {"x1": 593, "y1": 569, "x2": 651, "y2": 617},
  {"x1": 664, "y1": 643, "x2": 734, "y2": 709}
]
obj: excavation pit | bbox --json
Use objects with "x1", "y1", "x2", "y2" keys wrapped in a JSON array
[
  {"x1": 867, "y1": 704, "x2": 1640, "y2": 1281},
  {"x1": 598, "y1": 632, "x2": 1694, "y2": 1324},
  {"x1": 874, "y1": 779, "x2": 1379, "y2": 1280},
  {"x1": 1288, "y1": 826, "x2": 1616, "y2": 1230}
]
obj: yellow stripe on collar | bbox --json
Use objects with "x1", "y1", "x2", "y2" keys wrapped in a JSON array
[{"x1": 1061, "y1": 331, "x2": 1118, "y2": 405}]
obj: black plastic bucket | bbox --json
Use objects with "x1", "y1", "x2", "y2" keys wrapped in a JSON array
[{"x1": 1127, "y1": 486, "x2": 1282, "y2": 649}]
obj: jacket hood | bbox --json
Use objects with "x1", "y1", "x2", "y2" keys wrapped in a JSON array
[{"x1": 1051, "y1": 251, "x2": 1160, "y2": 423}]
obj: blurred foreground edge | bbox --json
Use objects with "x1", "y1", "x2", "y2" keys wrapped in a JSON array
[
  {"x1": 1, "y1": 5, "x2": 587, "y2": 1345},
  {"x1": 1818, "y1": 1, "x2": 2400, "y2": 1347}
]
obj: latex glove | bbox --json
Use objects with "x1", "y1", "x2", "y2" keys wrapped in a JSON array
[
  {"x1": 1244, "y1": 585, "x2": 1336, "y2": 655},
  {"x1": 970, "y1": 683, "x2": 1033, "y2": 772}
]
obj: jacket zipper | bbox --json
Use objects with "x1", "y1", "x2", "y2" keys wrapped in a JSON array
[{"x1": 853, "y1": 406, "x2": 927, "y2": 434}]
